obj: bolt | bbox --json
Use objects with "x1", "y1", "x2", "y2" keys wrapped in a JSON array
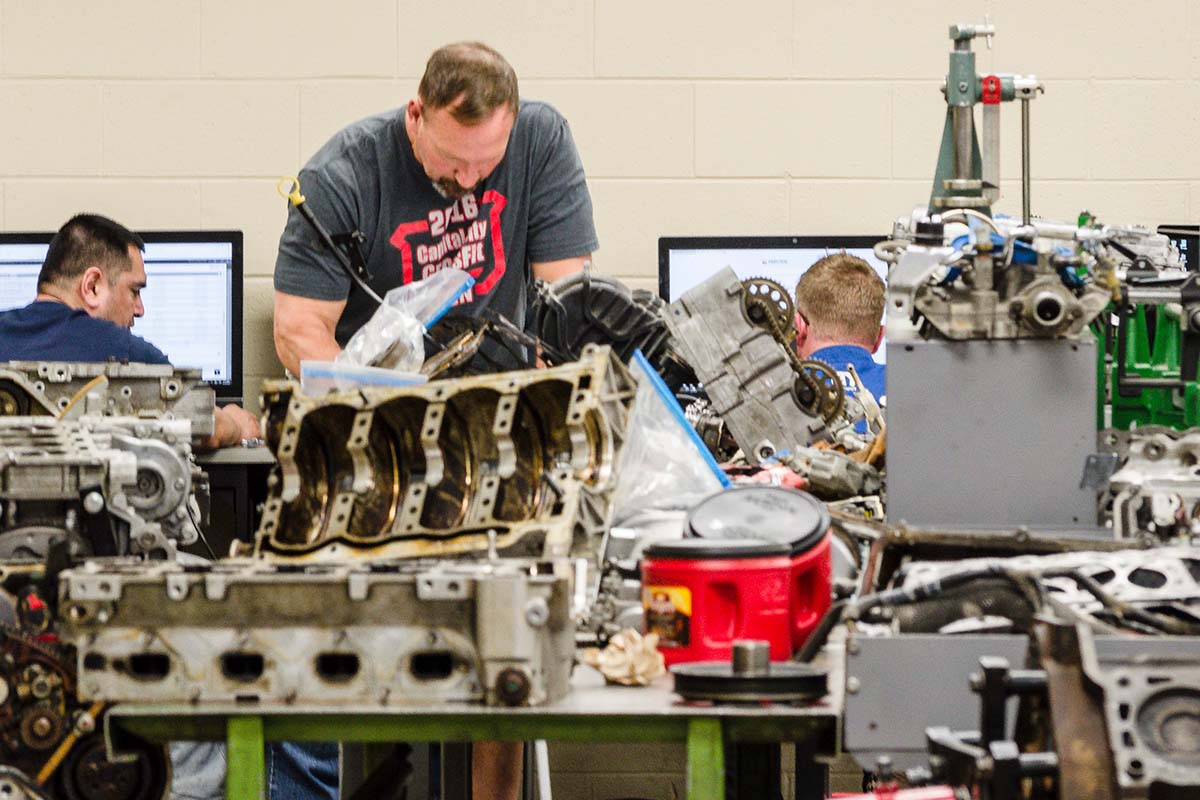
[
  {"x1": 846, "y1": 639, "x2": 860, "y2": 656},
  {"x1": 524, "y1": 598, "x2": 550, "y2": 628},
  {"x1": 32, "y1": 716, "x2": 52, "y2": 737},
  {"x1": 174, "y1": 478, "x2": 186, "y2": 490},
  {"x1": 969, "y1": 672, "x2": 983, "y2": 692},
  {"x1": 140, "y1": 532, "x2": 157, "y2": 548},
  {"x1": 958, "y1": 81, "x2": 969, "y2": 92},
  {"x1": 846, "y1": 676, "x2": 861, "y2": 694},
  {"x1": 82, "y1": 491, "x2": 105, "y2": 515},
  {"x1": 495, "y1": 668, "x2": 532, "y2": 706},
  {"x1": 75, "y1": 712, "x2": 95, "y2": 734}
]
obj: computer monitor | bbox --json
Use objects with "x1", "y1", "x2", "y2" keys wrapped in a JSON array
[
  {"x1": 658, "y1": 235, "x2": 890, "y2": 362},
  {"x1": 0, "y1": 230, "x2": 244, "y2": 403},
  {"x1": 1158, "y1": 224, "x2": 1199, "y2": 272}
]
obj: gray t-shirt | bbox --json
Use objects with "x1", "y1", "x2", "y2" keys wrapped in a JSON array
[{"x1": 275, "y1": 100, "x2": 598, "y2": 367}]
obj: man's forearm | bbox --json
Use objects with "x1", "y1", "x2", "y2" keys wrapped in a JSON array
[{"x1": 275, "y1": 326, "x2": 342, "y2": 376}]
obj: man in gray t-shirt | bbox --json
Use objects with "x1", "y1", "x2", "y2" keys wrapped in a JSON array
[
  {"x1": 273, "y1": 41, "x2": 598, "y2": 375},
  {"x1": 270, "y1": 41, "x2": 596, "y2": 800}
]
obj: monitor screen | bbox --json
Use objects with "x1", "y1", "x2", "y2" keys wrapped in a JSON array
[
  {"x1": 1158, "y1": 224, "x2": 1199, "y2": 272},
  {"x1": 0, "y1": 230, "x2": 243, "y2": 401},
  {"x1": 658, "y1": 235, "x2": 890, "y2": 363}
]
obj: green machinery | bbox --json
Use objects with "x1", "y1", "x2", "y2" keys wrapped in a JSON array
[{"x1": 1103, "y1": 295, "x2": 1200, "y2": 430}]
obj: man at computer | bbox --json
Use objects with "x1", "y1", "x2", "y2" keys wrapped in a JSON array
[
  {"x1": 0, "y1": 213, "x2": 260, "y2": 449},
  {"x1": 793, "y1": 252, "x2": 887, "y2": 409}
]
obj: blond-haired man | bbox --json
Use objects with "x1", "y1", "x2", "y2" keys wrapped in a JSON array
[{"x1": 794, "y1": 252, "x2": 886, "y2": 411}]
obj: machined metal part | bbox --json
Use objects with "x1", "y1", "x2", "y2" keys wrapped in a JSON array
[
  {"x1": 1076, "y1": 624, "x2": 1200, "y2": 797},
  {"x1": 665, "y1": 268, "x2": 829, "y2": 462},
  {"x1": 886, "y1": 236, "x2": 1113, "y2": 341},
  {"x1": 741, "y1": 277, "x2": 796, "y2": 346},
  {"x1": 778, "y1": 447, "x2": 881, "y2": 501},
  {"x1": 1103, "y1": 426, "x2": 1200, "y2": 542},
  {"x1": 882, "y1": 212, "x2": 1181, "y2": 344},
  {"x1": 859, "y1": 525, "x2": 1145, "y2": 598},
  {"x1": 1033, "y1": 619, "x2": 1119, "y2": 800},
  {"x1": 895, "y1": 547, "x2": 1200, "y2": 632},
  {"x1": 58, "y1": 558, "x2": 573, "y2": 708},
  {"x1": 0, "y1": 416, "x2": 200, "y2": 559},
  {"x1": 0, "y1": 363, "x2": 215, "y2": 443},
  {"x1": 253, "y1": 345, "x2": 633, "y2": 564},
  {"x1": 671, "y1": 640, "x2": 828, "y2": 703},
  {"x1": 844, "y1": 630, "x2": 1200, "y2": 775}
]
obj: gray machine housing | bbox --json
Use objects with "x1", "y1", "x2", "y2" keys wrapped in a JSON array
[
  {"x1": 843, "y1": 632, "x2": 1200, "y2": 773},
  {"x1": 886, "y1": 336, "x2": 1101, "y2": 532}
]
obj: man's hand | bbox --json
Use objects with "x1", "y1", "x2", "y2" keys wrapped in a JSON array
[
  {"x1": 273, "y1": 291, "x2": 347, "y2": 376},
  {"x1": 200, "y1": 404, "x2": 262, "y2": 450}
]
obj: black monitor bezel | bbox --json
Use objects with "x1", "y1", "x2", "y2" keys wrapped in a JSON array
[
  {"x1": 0, "y1": 229, "x2": 244, "y2": 402},
  {"x1": 657, "y1": 235, "x2": 887, "y2": 301}
]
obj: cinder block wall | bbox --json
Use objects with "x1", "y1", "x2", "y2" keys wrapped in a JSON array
[
  {"x1": 2, "y1": 2, "x2": 1197, "y2": 795},
  {"x1": 4, "y1": 1, "x2": 1197, "y2": 412}
]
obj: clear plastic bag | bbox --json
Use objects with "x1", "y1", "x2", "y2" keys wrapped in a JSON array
[
  {"x1": 299, "y1": 361, "x2": 427, "y2": 394},
  {"x1": 337, "y1": 270, "x2": 475, "y2": 371},
  {"x1": 611, "y1": 351, "x2": 730, "y2": 525}
]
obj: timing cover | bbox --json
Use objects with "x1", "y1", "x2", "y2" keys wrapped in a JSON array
[{"x1": 665, "y1": 267, "x2": 827, "y2": 462}]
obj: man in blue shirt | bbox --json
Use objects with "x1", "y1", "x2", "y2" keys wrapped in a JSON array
[
  {"x1": 794, "y1": 252, "x2": 886, "y2": 416},
  {"x1": 0, "y1": 213, "x2": 259, "y2": 449}
]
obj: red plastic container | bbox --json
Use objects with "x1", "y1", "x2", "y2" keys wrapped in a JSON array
[
  {"x1": 642, "y1": 538, "x2": 794, "y2": 665},
  {"x1": 685, "y1": 486, "x2": 833, "y2": 653}
]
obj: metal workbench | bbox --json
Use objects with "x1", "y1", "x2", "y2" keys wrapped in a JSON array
[{"x1": 107, "y1": 645, "x2": 843, "y2": 800}]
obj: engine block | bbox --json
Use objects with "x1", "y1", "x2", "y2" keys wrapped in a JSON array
[
  {"x1": 1104, "y1": 426, "x2": 1200, "y2": 543},
  {"x1": 252, "y1": 345, "x2": 634, "y2": 563}
]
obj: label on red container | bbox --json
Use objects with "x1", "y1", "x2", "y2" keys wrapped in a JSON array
[{"x1": 643, "y1": 585, "x2": 691, "y2": 647}]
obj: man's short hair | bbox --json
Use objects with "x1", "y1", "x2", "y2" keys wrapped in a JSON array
[
  {"x1": 794, "y1": 252, "x2": 885, "y2": 347},
  {"x1": 38, "y1": 213, "x2": 144, "y2": 291},
  {"x1": 418, "y1": 42, "x2": 519, "y2": 124}
]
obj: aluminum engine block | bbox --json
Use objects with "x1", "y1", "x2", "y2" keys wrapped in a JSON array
[
  {"x1": 0, "y1": 361, "x2": 215, "y2": 442},
  {"x1": 59, "y1": 558, "x2": 573, "y2": 707},
  {"x1": 898, "y1": 547, "x2": 1200, "y2": 628},
  {"x1": 1104, "y1": 426, "x2": 1200, "y2": 543},
  {"x1": 252, "y1": 345, "x2": 634, "y2": 562},
  {"x1": 0, "y1": 416, "x2": 200, "y2": 558},
  {"x1": 1077, "y1": 625, "x2": 1200, "y2": 797}
]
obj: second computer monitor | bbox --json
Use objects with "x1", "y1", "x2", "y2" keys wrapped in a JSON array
[
  {"x1": 658, "y1": 235, "x2": 889, "y2": 362},
  {"x1": 0, "y1": 230, "x2": 244, "y2": 403}
]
